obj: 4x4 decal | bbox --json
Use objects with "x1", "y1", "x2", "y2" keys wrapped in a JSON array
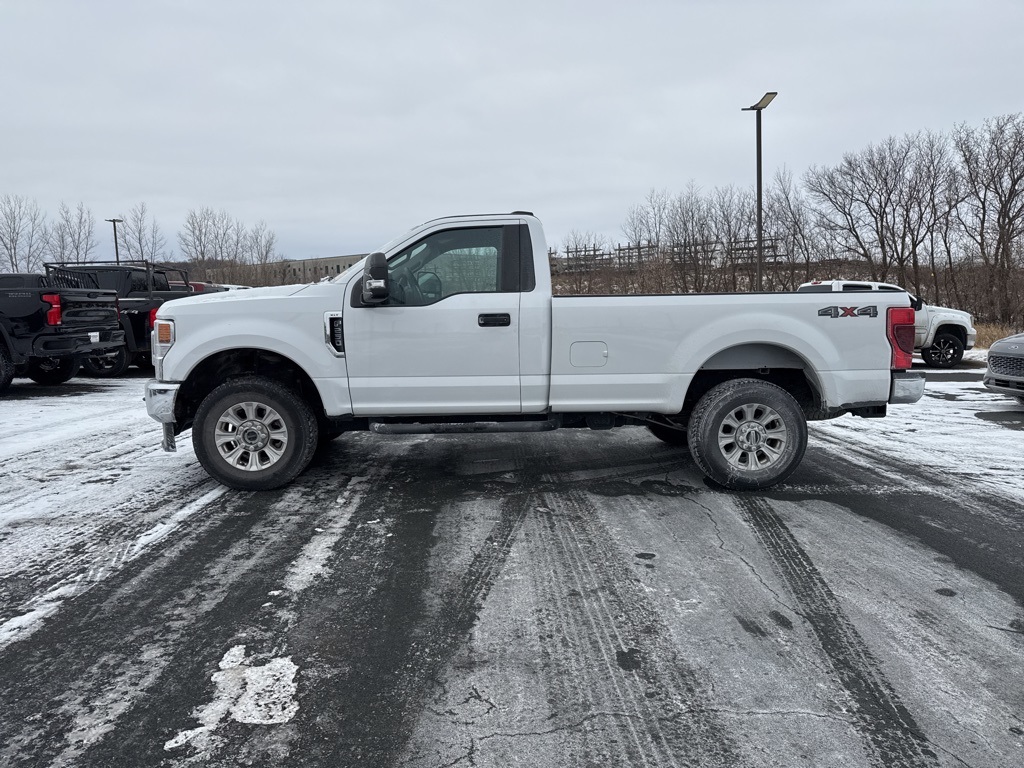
[{"x1": 818, "y1": 305, "x2": 878, "y2": 318}]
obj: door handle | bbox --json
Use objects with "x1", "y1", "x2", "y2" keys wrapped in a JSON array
[{"x1": 478, "y1": 313, "x2": 511, "y2": 327}]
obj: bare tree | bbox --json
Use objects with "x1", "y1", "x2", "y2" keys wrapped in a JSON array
[
  {"x1": 556, "y1": 230, "x2": 612, "y2": 295},
  {"x1": 178, "y1": 207, "x2": 220, "y2": 279},
  {"x1": 179, "y1": 208, "x2": 279, "y2": 284},
  {"x1": 248, "y1": 221, "x2": 278, "y2": 285},
  {"x1": 767, "y1": 169, "x2": 822, "y2": 289},
  {"x1": 953, "y1": 113, "x2": 1024, "y2": 325},
  {"x1": 710, "y1": 185, "x2": 755, "y2": 291},
  {"x1": 664, "y1": 183, "x2": 717, "y2": 293},
  {"x1": 119, "y1": 202, "x2": 169, "y2": 263},
  {"x1": 0, "y1": 195, "x2": 49, "y2": 273},
  {"x1": 622, "y1": 188, "x2": 670, "y2": 250},
  {"x1": 46, "y1": 201, "x2": 97, "y2": 264}
]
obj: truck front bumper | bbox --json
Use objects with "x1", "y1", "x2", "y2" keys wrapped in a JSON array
[
  {"x1": 889, "y1": 371, "x2": 926, "y2": 404},
  {"x1": 145, "y1": 379, "x2": 181, "y2": 452}
]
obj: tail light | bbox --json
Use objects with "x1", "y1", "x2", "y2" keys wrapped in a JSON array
[
  {"x1": 148, "y1": 307, "x2": 159, "y2": 329},
  {"x1": 887, "y1": 306, "x2": 916, "y2": 370},
  {"x1": 42, "y1": 293, "x2": 62, "y2": 326}
]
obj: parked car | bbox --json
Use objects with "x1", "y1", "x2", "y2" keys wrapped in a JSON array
[
  {"x1": 983, "y1": 332, "x2": 1024, "y2": 405},
  {"x1": 797, "y1": 280, "x2": 976, "y2": 368},
  {"x1": 0, "y1": 270, "x2": 123, "y2": 393}
]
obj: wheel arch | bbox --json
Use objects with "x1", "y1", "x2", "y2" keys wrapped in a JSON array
[
  {"x1": 934, "y1": 323, "x2": 968, "y2": 346},
  {"x1": 174, "y1": 348, "x2": 327, "y2": 431},
  {"x1": 681, "y1": 342, "x2": 825, "y2": 422}
]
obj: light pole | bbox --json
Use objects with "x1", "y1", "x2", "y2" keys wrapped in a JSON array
[
  {"x1": 105, "y1": 218, "x2": 123, "y2": 264},
  {"x1": 742, "y1": 91, "x2": 777, "y2": 292}
]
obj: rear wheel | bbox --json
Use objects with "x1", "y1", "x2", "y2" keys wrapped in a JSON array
[
  {"x1": 0, "y1": 345, "x2": 14, "y2": 393},
  {"x1": 921, "y1": 332, "x2": 964, "y2": 368},
  {"x1": 26, "y1": 356, "x2": 80, "y2": 385},
  {"x1": 82, "y1": 346, "x2": 131, "y2": 377},
  {"x1": 687, "y1": 378, "x2": 807, "y2": 491},
  {"x1": 192, "y1": 376, "x2": 319, "y2": 490}
]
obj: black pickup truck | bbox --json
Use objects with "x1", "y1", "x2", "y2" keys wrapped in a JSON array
[
  {"x1": 45, "y1": 261, "x2": 193, "y2": 377},
  {"x1": 0, "y1": 270, "x2": 124, "y2": 393}
]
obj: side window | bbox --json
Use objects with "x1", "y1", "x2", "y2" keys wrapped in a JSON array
[
  {"x1": 130, "y1": 272, "x2": 150, "y2": 293},
  {"x1": 386, "y1": 226, "x2": 505, "y2": 306}
]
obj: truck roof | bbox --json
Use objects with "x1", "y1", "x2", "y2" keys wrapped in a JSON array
[{"x1": 797, "y1": 280, "x2": 906, "y2": 293}]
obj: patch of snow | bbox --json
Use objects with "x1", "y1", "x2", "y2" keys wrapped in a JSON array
[
  {"x1": 282, "y1": 478, "x2": 367, "y2": 593},
  {"x1": 164, "y1": 645, "x2": 299, "y2": 754}
]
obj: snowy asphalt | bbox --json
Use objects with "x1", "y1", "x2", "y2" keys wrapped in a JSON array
[{"x1": 0, "y1": 363, "x2": 1021, "y2": 767}]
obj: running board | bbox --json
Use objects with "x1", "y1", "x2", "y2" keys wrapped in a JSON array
[{"x1": 370, "y1": 417, "x2": 561, "y2": 435}]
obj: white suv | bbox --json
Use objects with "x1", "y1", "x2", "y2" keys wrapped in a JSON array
[{"x1": 797, "y1": 280, "x2": 976, "y2": 368}]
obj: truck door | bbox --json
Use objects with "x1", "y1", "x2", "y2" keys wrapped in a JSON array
[{"x1": 344, "y1": 224, "x2": 522, "y2": 415}]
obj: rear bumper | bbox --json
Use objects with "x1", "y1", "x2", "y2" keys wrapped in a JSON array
[
  {"x1": 889, "y1": 371, "x2": 926, "y2": 404},
  {"x1": 32, "y1": 329, "x2": 125, "y2": 357}
]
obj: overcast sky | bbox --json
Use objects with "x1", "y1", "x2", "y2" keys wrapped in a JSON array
[{"x1": 3, "y1": 0, "x2": 1022, "y2": 262}]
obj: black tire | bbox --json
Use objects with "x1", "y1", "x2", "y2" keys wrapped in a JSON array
[
  {"x1": 192, "y1": 376, "x2": 319, "y2": 491},
  {"x1": 687, "y1": 378, "x2": 807, "y2": 491},
  {"x1": 26, "y1": 356, "x2": 80, "y2": 385},
  {"x1": 921, "y1": 332, "x2": 964, "y2": 368},
  {"x1": 0, "y1": 345, "x2": 14, "y2": 394},
  {"x1": 82, "y1": 346, "x2": 131, "y2": 378},
  {"x1": 646, "y1": 420, "x2": 688, "y2": 446}
]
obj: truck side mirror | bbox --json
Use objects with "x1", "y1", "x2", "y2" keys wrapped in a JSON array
[
  {"x1": 910, "y1": 295, "x2": 924, "y2": 312},
  {"x1": 361, "y1": 252, "x2": 389, "y2": 305}
]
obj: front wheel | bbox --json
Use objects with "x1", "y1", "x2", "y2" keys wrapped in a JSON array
[
  {"x1": 26, "y1": 356, "x2": 80, "y2": 385},
  {"x1": 192, "y1": 376, "x2": 319, "y2": 490},
  {"x1": 687, "y1": 378, "x2": 807, "y2": 491},
  {"x1": 921, "y1": 332, "x2": 964, "y2": 368}
]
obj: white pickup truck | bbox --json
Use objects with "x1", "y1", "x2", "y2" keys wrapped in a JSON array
[{"x1": 145, "y1": 212, "x2": 924, "y2": 492}]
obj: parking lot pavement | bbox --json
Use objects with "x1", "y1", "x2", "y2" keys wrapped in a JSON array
[{"x1": 0, "y1": 374, "x2": 1021, "y2": 767}]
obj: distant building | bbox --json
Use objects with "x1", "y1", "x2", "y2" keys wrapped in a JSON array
[{"x1": 264, "y1": 253, "x2": 366, "y2": 285}]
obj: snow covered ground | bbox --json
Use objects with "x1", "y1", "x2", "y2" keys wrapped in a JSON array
[{"x1": 1, "y1": 357, "x2": 1022, "y2": 767}]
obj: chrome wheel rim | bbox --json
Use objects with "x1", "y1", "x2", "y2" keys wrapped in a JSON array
[
  {"x1": 214, "y1": 401, "x2": 289, "y2": 471},
  {"x1": 718, "y1": 402, "x2": 788, "y2": 471}
]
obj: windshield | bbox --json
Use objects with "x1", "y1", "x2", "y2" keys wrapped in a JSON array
[{"x1": 329, "y1": 223, "x2": 425, "y2": 283}]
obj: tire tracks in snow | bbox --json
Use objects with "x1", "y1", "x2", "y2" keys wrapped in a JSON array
[
  {"x1": 524, "y1": 483, "x2": 738, "y2": 768},
  {"x1": 734, "y1": 496, "x2": 939, "y2": 768}
]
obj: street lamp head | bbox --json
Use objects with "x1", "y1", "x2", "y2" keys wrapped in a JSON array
[
  {"x1": 105, "y1": 218, "x2": 123, "y2": 224},
  {"x1": 742, "y1": 91, "x2": 778, "y2": 111}
]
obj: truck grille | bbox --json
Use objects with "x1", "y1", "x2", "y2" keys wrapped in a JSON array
[{"x1": 989, "y1": 355, "x2": 1024, "y2": 378}]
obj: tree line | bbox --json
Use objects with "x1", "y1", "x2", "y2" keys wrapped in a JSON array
[
  {"x1": 0, "y1": 200, "x2": 280, "y2": 286},
  {"x1": 557, "y1": 113, "x2": 1024, "y2": 326}
]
